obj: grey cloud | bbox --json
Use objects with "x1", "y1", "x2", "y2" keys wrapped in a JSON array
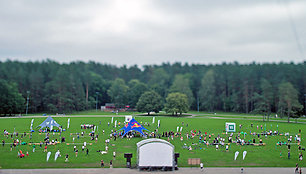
[{"x1": 0, "y1": 0, "x2": 305, "y2": 66}]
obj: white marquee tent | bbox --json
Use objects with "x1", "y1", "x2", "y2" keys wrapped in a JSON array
[{"x1": 137, "y1": 138, "x2": 175, "y2": 170}]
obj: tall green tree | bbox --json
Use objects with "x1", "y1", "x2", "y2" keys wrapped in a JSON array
[
  {"x1": 278, "y1": 82, "x2": 302, "y2": 122},
  {"x1": 148, "y1": 68, "x2": 170, "y2": 98},
  {"x1": 164, "y1": 92, "x2": 189, "y2": 116},
  {"x1": 199, "y1": 69, "x2": 216, "y2": 112},
  {"x1": 136, "y1": 91, "x2": 163, "y2": 115},
  {"x1": 43, "y1": 67, "x2": 75, "y2": 113},
  {"x1": 260, "y1": 78, "x2": 274, "y2": 120},
  {"x1": 169, "y1": 74, "x2": 194, "y2": 108},
  {"x1": 127, "y1": 79, "x2": 148, "y2": 108},
  {"x1": 0, "y1": 79, "x2": 25, "y2": 116},
  {"x1": 107, "y1": 78, "x2": 129, "y2": 108},
  {"x1": 253, "y1": 78, "x2": 274, "y2": 121}
]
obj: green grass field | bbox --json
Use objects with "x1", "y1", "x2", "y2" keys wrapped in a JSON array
[{"x1": 0, "y1": 113, "x2": 305, "y2": 169}]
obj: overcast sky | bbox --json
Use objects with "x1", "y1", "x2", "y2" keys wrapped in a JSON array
[{"x1": 0, "y1": 0, "x2": 305, "y2": 66}]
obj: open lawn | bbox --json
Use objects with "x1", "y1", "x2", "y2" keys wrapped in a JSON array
[{"x1": 0, "y1": 114, "x2": 305, "y2": 169}]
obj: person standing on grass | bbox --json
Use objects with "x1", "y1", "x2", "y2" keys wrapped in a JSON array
[
  {"x1": 101, "y1": 160, "x2": 104, "y2": 167},
  {"x1": 2, "y1": 140, "x2": 5, "y2": 147},
  {"x1": 280, "y1": 151, "x2": 282, "y2": 158},
  {"x1": 65, "y1": 154, "x2": 69, "y2": 162},
  {"x1": 32, "y1": 144, "x2": 36, "y2": 152},
  {"x1": 110, "y1": 160, "x2": 113, "y2": 168},
  {"x1": 75, "y1": 149, "x2": 78, "y2": 157},
  {"x1": 288, "y1": 150, "x2": 291, "y2": 159},
  {"x1": 86, "y1": 148, "x2": 89, "y2": 155}
]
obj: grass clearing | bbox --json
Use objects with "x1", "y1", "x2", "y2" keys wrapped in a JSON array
[{"x1": 0, "y1": 114, "x2": 305, "y2": 169}]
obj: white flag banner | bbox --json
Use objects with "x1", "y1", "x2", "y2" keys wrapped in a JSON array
[
  {"x1": 234, "y1": 151, "x2": 239, "y2": 160},
  {"x1": 50, "y1": 120, "x2": 54, "y2": 131},
  {"x1": 67, "y1": 118, "x2": 70, "y2": 129},
  {"x1": 30, "y1": 119, "x2": 34, "y2": 130},
  {"x1": 158, "y1": 120, "x2": 160, "y2": 127},
  {"x1": 177, "y1": 126, "x2": 179, "y2": 132},
  {"x1": 115, "y1": 120, "x2": 117, "y2": 128},
  {"x1": 94, "y1": 126, "x2": 96, "y2": 132},
  {"x1": 54, "y1": 151, "x2": 60, "y2": 161},
  {"x1": 111, "y1": 117, "x2": 114, "y2": 123},
  {"x1": 243, "y1": 151, "x2": 247, "y2": 160},
  {"x1": 180, "y1": 127, "x2": 183, "y2": 132},
  {"x1": 47, "y1": 151, "x2": 51, "y2": 161},
  {"x1": 152, "y1": 117, "x2": 155, "y2": 124}
]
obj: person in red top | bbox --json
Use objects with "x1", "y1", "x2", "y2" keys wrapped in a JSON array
[{"x1": 44, "y1": 145, "x2": 47, "y2": 152}]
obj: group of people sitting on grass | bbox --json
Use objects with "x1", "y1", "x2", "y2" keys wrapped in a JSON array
[{"x1": 80, "y1": 124, "x2": 95, "y2": 129}]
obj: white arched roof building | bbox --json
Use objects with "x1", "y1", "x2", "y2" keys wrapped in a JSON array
[{"x1": 137, "y1": 138, "x2": 175, "y2": 170}]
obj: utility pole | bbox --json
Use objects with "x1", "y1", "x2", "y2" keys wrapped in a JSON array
[{"x1": 26, "y1": 91, "x2": 30, "y2": 115}]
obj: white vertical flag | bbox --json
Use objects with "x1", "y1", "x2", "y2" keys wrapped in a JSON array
[
  {"x1": 50, "y1": 120, "x2": 53, "y2": 131},
  {"x1": 234, "y1": 151, "x2": 239, "y2": 160},
  {"x1": 111, "y1": 117, "x2": 114, "y2": 123},
  {"x1": 180, "y1": 127, "x2": 183, "y2": 132},
  {"x1": 47, "y1": 151, "x2": 51, "y2": 161},
  {"x1": 115, "y1": 120, "x2": 117, "y2": 128},
  {"x1": 30, "y1": 119, "x2": 34, "y2": 130},
  {"x1": 177, "y1": 126, "x2": 179, "y2": 132},
  {"x1": 243, "y1": 151, "x2": 247, "y2": 160},
  {"x1": 158, "y1": 120, "x2": 160, "y2": 127},
  {"x1": 152, "y1": 117, "x2": 155, "y2": 124},
  {"x1": 67, "y1": 118, "x2": 70, "y2": 129}
]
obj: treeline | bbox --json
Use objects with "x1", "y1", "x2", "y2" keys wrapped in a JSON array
[{"x1": 0, "y1": 60, "x2": 305, "y2": 118}]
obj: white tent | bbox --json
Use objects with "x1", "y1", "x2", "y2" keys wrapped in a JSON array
[
  {"x1": 38, "y1": 116, "x2": 60, "y2": 130},
  {"x1": 137, "y1": 138, "x2": 175, "y2": 170}
]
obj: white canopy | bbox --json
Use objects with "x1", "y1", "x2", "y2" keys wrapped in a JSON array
[{"x1": 137, "y1": 138, "x2": 174, "y2": 168}]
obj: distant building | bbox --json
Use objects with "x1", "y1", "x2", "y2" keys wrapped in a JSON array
[{"x1": 101, "y1": 103, "x2": 115, "y2": 111}]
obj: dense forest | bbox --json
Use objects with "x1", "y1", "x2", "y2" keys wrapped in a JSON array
[{"x1": 0, "y1": 60, "x2": 305, "y2": 118}]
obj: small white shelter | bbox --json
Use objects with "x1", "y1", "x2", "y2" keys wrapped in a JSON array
[{"x1": 137, "y1": 138, "x2": 175, "y2": 170}]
